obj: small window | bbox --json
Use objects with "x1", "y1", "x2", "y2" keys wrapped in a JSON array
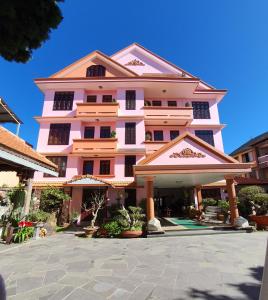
[
  {"x1": 192, "y1": 102, "x2": 210, "y2": 119},
  {"x1": 100, "y1": 126, "x2": 111, "y2": 138},
  {"x1": 48, "y1": 124, "x2": 71, "y2": 145},
  {"x1": 125, "y1": 123, "x2": 136, "y2": 144},
  {"x1": 195, "y1": 130, "x2": 214, "y2": 146},
  {"x1": 87, "y1": 95, "x2": 97, "y2": 103},
  {"x1": 154, "y1": 131, "x2": 164, "y2": 141},
  {"x1": 168, "y1": 101, "x2": 177, "y2": 107},
  {"x1": 86, "y1": 65, "x2": 106, "y2": 77},
  {"x1": 102, "y1": 95, "x2": 113, "y2": 103},
  {"x1": 152, "y1": 100, "x2": 162, "y2": 106},
  {"x1": 44, "y1": 156, "x2": 67, "y2": 177},
  {"x1": 242, "y1": 152, "x2": 253, "y2": 163},
  {"x1": 84, "y1": 127, "x2": 94, "y2": 139},
  {"x1": 53, "y1": 92, "x2": 74, "y2": 111},
  {"x1": 126, "y1": 90, "x2": 136, "y2": 110},
  {"x1": 170, "y1": 130, "x2": 180, "y2": 140},
  {"x1": 125, "y1": 156, "x2": 136, "y2": 177},
  {"x1": 99, "y1": 160, "x2": 110, "y2": 175},
  {"x1": 83, "y1": 161, "x2": 94, "y2": 175}
]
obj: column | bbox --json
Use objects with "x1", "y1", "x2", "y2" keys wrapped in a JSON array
[
  {"x1": 195, "y1": 186, "x2": 203, "y2": 211},
  {"x1": 23, "y1": 178, "x2": 33, "y2": 216},
  {"x1": 226, "y1": 177, "x2": 239, "y2": 224},
  {"x1": 145, "y1": 176, "x2": 154, "y2": 221}
]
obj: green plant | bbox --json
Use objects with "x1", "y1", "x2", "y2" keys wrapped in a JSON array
[
  {"x1": 7, "y1": 185, "x2": 25, "y2": 209},
  {"x1": 115, "y1": 206, "x2": 145, "y2": 231},
  {"x1": 218, "y1": 200, "x2": 229, "y2": 215},
  {"x1": 110, "y1": 130, "x2": 116, "y2": 138},
  {"x1": 13, "y1": 226, "x2": 34, "y2": 243},
  {"x1": 27, "y1": 210, "x2": 50, "y2": 223},
  {"x1": 145, "y1": 131, "x2": 152, "y2": 141},
  {"x1": 112, "y1": 98, "x2": 117, "y2": 103},
  {"x1": 202, "y1": 198, "x2": 217, "y2": 208},
  {"x1": 102, "y1": 220, "x2": 122, "y2": 237},
  {"x1": 185, "y1": 102, "x2": 191, "y2": 107},
  {"x1": 70, "y1": 211, "x2": 79, "y2": 223}
]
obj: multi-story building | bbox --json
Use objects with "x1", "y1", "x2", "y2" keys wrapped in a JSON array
[
  {"x1": 230, "y1": 132, "x2": 268, "y2": 188},
  {"x1": 33, "y1": 43, "x2": 251, "y2": 225}
]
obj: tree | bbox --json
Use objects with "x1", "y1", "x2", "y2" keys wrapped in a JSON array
[{"x1": 0, "y1": 0, "x2": 63, "y2": 63}]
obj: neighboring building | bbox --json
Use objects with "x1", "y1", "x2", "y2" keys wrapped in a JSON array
[
  {"x1": 33, "y1": 43, "x2": 251, "y2": 224},
  {"x1": 230, "y1": 131, "x2": 268, "y2": 188}
]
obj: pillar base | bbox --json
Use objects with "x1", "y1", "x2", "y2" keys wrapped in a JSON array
[{"x1": 147, "y1": 218, "x2": 163, "y2": 233}]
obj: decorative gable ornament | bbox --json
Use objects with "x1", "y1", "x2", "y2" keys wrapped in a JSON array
[
  {"x1": 169, "y1": 148, "x2": 206, "y2": 159},
  {"x1": 125, "y1": 59, "x2": 145, "y2": 66}
]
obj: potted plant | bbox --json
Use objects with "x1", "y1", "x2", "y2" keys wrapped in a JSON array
[
  {"x1": 217, "y1": 200, "x2": 230, "y2": 223},
  {"x1": 115, "y1": 206, "x2": 145, "y2": 238},
  {"x1": 83, "y1": 191, "x2": 106, "y2": 237},
  {"x1": 110, "y1": 130, "x2": 116, "y2": 138},
  {"x1": 144, "y1": 100, "x2": 151, "y2": 106},
  {"x1": 99, "y1": 220, "x2": 122, "y2": 238},
  {"x1": 112, "y1": 98, "x2": 117, "y2": 103},
  {"x1": 185, "y1": 102, "x2": 191, "y2": 107},
  {"x1": 145, "y1": 131, "x2": 152, "y2": 141}
]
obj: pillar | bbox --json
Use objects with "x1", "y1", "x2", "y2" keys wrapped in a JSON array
[
  {"x1": 195, "y1": 186, "x2": 203, "y2": 211},
  {"x1": 145, "y1": 176, "x2": 155, "y2": 221},
  {"x1": 226, "y1": 178, "x2": 239, "y2": 224},
  {"x1": 23, "y1": 178, "x2": 33, "y2": 216}
]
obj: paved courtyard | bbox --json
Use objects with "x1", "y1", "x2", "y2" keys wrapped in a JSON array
[{"x1": 0, "y1": 232, "x2": 267, "y2": 300}]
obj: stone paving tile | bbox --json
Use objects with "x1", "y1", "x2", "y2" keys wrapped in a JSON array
[{"x1": 0, "y1": 232, "x2": 266, "y2": 299}]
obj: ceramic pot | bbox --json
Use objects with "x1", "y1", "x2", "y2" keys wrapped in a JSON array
[{"x1": 121, "y1": 230, "x2": 142, "y2": 238}]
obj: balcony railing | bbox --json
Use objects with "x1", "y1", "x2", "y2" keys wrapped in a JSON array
[
  {"x1": 144, "y1": 141, "x2": 168, "y2": 154},
  {"x1": 72, "y1": 138, "x2": 117, "y2": 155},
  {"x1": 143, "y1": 106, "x2": 193, "y2": 125},
  {"x1": 76, "y1": 103, "x2": 119, "y2": 118},
  {"x1": 258, "y1": 154, "x2": 268, "y2": 166}
]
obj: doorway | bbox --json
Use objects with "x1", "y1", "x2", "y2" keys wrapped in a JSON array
[{"x1": 124, "y1": 188, "x2": 136, "y2": 208}]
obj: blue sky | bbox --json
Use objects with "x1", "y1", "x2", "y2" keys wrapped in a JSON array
[{"x1": 0, "y1": 0, "x2": 267, "y2": 153}]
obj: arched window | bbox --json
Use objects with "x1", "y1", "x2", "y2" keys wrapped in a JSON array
[{"x1": 86, "y1": 65, "x2": 106, "y2": 77}]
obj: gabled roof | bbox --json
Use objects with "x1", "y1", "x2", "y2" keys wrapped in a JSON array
[
  {"x1": 0, "y1": 98, "x2": 23, "y2": 124},
  {"x1": 230, "y1": 131, "x2": 268, "y2": 156},
  {"x1": 138, "y1": 132, "x2": 238, "y2": 166},
  {"x1": 65, "y1": 175, "x2": 113, "y2": 187},
  {"x1": 50, "y1": 50, "x2": 138, "y2": 78},
  {"x1": 0, "y1": 126, "x2": 57, "y2": 170},
  {"x1": 111, "y1": 43, "x2": 215, "y2": 89}
]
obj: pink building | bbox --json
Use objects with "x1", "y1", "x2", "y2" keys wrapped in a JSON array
[{"x1": 33, "y1": 43, "x2": 251, "y2": 225}]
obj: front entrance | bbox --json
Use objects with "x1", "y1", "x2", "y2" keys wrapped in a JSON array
[{"x1": 154, "y1": 188, "x2": 195, "y2": 218}]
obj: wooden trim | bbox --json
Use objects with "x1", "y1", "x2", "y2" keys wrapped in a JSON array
[
  {"x1": 76, "y1": 103, "x2": 119, "y2": 107},
  {"x1": 143, "y1": 106, "x2": 193, "y2": 110},
  {"x1": 138, "y1": 132, "x2": 239, "y2": 166}
]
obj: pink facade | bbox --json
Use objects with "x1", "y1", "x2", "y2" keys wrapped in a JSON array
[{"x1": 33, "y1": 43, "x2": 229, "y2": 217}]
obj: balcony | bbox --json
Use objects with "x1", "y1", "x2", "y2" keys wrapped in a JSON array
[
  {"x1": 144, "y1": 141, "x2": 168, "y2": 154},
  {"x1": 143, "y1": 106, "x2": 193, "y2": 126},
  {"x1": 76, "y1": 103, "x2": 119, "y2": 120},
  {"x1": 258, "y1": 154, "x2": 268, "y2": 167},
  {"x1": 72, "y1": 138, "x2": 117, "y2": 156}
]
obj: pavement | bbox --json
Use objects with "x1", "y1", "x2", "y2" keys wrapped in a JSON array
[{"x1": 0, "y1": 231, "x2": 267, "y2": 300}]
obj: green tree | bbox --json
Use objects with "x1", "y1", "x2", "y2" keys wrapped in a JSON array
[{"x1": 0, "y1": 0, "x2": 63, "y2": 63}]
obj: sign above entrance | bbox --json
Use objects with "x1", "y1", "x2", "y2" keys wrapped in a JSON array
[{"x1": 169, "y1": 148, "x2": 206, "y2": 159}]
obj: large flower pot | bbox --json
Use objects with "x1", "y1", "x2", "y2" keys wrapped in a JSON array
[
  {"x1": 121, "y1": 230, "x2": 142, "y2": 238},
  {"x1": 250, "y1": 215, "x2": 268, "y2": 226}
]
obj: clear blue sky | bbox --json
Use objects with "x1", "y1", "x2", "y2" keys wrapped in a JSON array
[{"x1": 0, "y1": 0, "x2": 267, "y2": 154}]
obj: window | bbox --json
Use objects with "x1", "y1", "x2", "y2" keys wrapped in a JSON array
[
  {"x1": 87, "y1": 95, "x2": 97, "y2": 103},
  {"x1": 102, "y1": 95, "x2": 113, "y2": 103},
  {"x1": 100, "y1": 126, "x2": 111, "y2": 138},
  {"x1": 154, "y1": 130, "x2": 164, "y2": 141},
  {"x1": 44, "y1": 156, "x2": 67, "y2": 177},
  {"x1": 48, "y1": 124, "x2": 71, "y2": 145},
  {"x1": 170, "y1": 130, "x2": 180, "y2": 140},
  {"x1": 83, "y1": 161, "x2": 94, "y2": 175},
  {"x1": 242, "y1": 152, "x2": 253, "y2": 163},
  {"x1": 84, "y1": 127, "x2": 94, "y2": 139},
  {"x1": 195, "y1": 130, "x2": 214, "y2": 146},
  {"x1": 99, "y1": 160, "x2": 110, "y2": 175},
  {"x1": 192, "y1": 101, "x2": 210, "y2": 119},
  {"x1": 168, "y1": 101, "x2": 177, "y2": 107},
  {"x1": 86, "y1": 65, "x2": 106, "y2": 77},
  {"x1": 125, "y1": 123, "x2": 136, "y2": 144},
  {"x1": 125, "y1": 156, "x2": 136, "y2": 177},
  {"x1": 152, "y1": 100, "x2": 162, "y2": 106},
  {"x1": 53, "y1": 92, "x2": 74, "y2": 111},
  {"x1": 126, "y1": 90, "x2": 136, "y2": 110}
]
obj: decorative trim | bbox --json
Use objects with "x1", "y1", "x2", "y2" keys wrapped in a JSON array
[
  {"x1": 169, "y1": 148, "x2": 205, "y2": 158},
  {"x1": 125, "y1": 59, "x2": 145, "y2": 66}
]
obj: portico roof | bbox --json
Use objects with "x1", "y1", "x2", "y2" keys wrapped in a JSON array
[{"x1": 134, "y1": 132, "x2": 252, "y2": 188}]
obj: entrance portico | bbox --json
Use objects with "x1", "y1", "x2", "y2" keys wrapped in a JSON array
[{"x1": 134, "y1": 132, "x2": 252, "y2": 225}]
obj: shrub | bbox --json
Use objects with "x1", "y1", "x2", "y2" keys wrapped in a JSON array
[
  {"x1": 115, "y1": 206, "x2": 145, "y2": 231},
  {"x1": 102, "y1": 221, "x2": 122, "y2": 237},
  {"x1": 7, "y1": 185, "x2": 25, "y2": 209},
  {"x1": 218, "y1": 200, "x2": 229, "y2": 215},
  {"x1": 27, "y1": 210, "x2": 50, "y2": 223},
  {"x1": 202, "y1": 198, "x2": 217, "y2": 208}
]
